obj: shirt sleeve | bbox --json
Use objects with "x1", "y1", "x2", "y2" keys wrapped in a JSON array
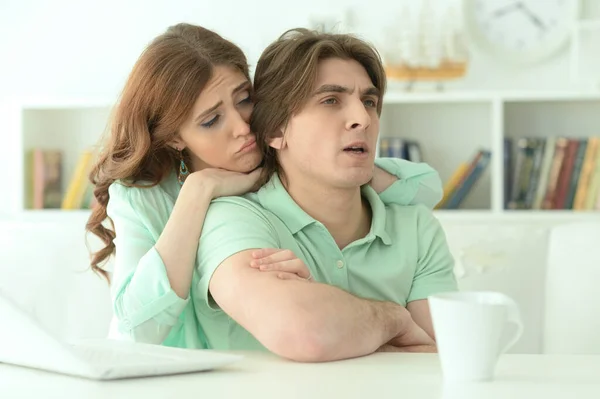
[
  {"x1": 107, "y1": 183, "x2": 189, "y2": 344},
  {"x1": 407, "y1": 205, "x2": 458, "y2": 302},
  {"x1": 375, "y1": 157, "x2": 443, "y2": 209},
  {"x1": 195, "y1": 197, "x2": 279, "y2": 315}
]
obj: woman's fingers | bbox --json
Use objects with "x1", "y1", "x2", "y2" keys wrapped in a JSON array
[
  {"x1": 260, "y1": 259, "x2": 311, "y2": 279},
  {"x1": 250, "y1": 248, "x2": 312, "y2": 280},
  {"x1": 276, "y1": 272, "x2": 310, "y2": 281},
  {"x1": 250, "y1": 249, "x2": 296, "y2": 266},
  {"x1": 251, "y1": 248, "x2": 282, "y2": 259}
]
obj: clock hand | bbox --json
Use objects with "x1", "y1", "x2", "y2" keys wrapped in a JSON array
[
  {"x1": 490, "y1": 1, "x2": 521, "y2": 19},
  {"x1": 517, "y1": 2, "x2": 547, "y2": 31}
]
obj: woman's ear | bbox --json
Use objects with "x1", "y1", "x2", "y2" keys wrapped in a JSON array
[{"x1": 168, "y1": 137, "x2": 186, "y2": 151}]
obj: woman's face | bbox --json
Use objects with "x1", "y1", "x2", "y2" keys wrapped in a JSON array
[{"x1": 174, "y1": 65, "x2": 262, "y2": 173}]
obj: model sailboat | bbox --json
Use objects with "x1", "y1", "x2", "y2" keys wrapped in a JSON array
[{"x1": 384, "y1": 2, "x2": 469, "y2": 90}]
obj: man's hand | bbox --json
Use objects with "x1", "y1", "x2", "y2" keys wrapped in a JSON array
[
  {"x1": 377, "y1": 344, "x2": 437, "y2": 353},
  {"x1": 381, "y1": 311, "x2": 436, "y2": 353}
]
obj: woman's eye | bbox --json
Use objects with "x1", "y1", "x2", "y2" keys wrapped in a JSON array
[
  {"x1": 201, "y1": 115, "x2": 220, "y2": 128},
  {"x1": 323, "y1": 98, "x2": 338, "y2": 105}
]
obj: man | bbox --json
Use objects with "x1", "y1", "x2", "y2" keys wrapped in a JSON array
[{"x1": 193, "y1": 29, "x2": 457, "y2": 361}]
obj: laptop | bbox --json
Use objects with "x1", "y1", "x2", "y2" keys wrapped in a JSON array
[{"x1": 0, "y1": 290, "x2": 242, "y2": 380}]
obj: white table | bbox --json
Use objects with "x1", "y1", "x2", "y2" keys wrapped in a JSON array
[{"x1": 1, "y1": 352, "x2": 599, "y2": 399}]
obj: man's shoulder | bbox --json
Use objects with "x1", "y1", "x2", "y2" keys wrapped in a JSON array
[
  {"x1": 209, "y1": 192, "x2": 266, "y2": 217},
  {"x1": 204, "y1": 193, "x2": 280, "y2": 232}
]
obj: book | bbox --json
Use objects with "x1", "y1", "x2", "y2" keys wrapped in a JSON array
[
  {"x1": 436, "y1": 162, "x2": 469, "y2": 209},
  {"x1": 532, "y1": 137, "x2": 556, "y2": 210},
  {"x1": 62, "y1": 150, "x2": 94, "y2": 210},
  {"x1": 573, "y1": 137, "x2": 599, "y2": 210},
  {"x1": 542, "y1": 138, "x2": 568, "y2": 210},
  {"x1": 25, "y1": 149, "x2": 63, "y2": 209},
  {"x1": 564, "y1": 139, "x2": 588, "y2": 209},
  {"x1": 443, "y1": 150, "x2": 491, "y2": 209},
  {"x1": 553, "y1": 139, "x2": 579, "y2": 209}
]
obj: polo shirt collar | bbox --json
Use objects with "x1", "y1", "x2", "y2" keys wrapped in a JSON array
[
  {"x1": 361, "y1": 185, "x2": 392, "y2": 246},
  {"x1": 257, "y1": 174, "x2": 316, "y2": 234},
  {"x1": 257, "y1": 174, "x2": 392, "y2": 245}
]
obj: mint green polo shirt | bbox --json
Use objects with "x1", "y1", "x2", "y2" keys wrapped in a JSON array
[
  {"x1": 107, "y1": 157, "x2": 448, "y2": 349},
  {"x1": 193, "y1": 173, "x2": 458, "y2": 351}
]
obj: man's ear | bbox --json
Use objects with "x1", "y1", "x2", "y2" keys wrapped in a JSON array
[
  {"x1": 269, "y1": 137, "x2": 285, "y2": 150},
  {"x1": 268, "y1": 129, "x2": 287, "y2": 150}
]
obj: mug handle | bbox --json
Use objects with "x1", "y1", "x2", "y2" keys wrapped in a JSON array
[{"x1": 499, "y1": 295, "x2": 524, "y2": 355}]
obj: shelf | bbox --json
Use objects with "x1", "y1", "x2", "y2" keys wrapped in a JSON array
[
  {"x1": 3, "y1": 93, "x2": 599, "y2": 219},
  {"x1": 380, "y1": 101, "x2": 493, "y2": 210},
  {"x1": 382, "y1": 90, "x2": 600, "y2": 105},
  {"x1": 434, "y1": 210, "x2": 600, "y2": 224}
]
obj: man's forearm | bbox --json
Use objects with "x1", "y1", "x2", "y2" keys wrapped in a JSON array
[
  {"x1": 210, "y1": 256, "x2": 409, "y2": 362},
  {"x1": 273, "y1": 281, "x2": 408, "y2": 362}
]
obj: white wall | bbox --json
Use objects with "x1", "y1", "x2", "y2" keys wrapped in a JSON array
[{"x1": 1, "y1": 0, "x2": 598, "y2": 103}]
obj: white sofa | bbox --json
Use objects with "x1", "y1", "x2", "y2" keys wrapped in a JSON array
[{"x1": 0, "y1": 218, "x2": 597, "y2": 354}]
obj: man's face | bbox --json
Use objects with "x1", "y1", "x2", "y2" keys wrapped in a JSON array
[{"x1": 273, "y1": 57, "x2": 380, "y2": 189}]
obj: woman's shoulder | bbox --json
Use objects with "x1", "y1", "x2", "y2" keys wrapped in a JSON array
[{"x1": 108, "y1": 170, "x2": 179, "y2": 216}]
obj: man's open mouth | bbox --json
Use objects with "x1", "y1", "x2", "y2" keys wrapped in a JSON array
[{"x1": 343, "y1": 145, "x2": 367, "y2": 153}]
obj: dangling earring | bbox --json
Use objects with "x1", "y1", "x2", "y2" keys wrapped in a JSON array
[{"x1": 177, "y1": 147, "x2": 190, "y2": 186}]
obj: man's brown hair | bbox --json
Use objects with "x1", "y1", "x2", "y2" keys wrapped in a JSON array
[{"x1": 251, "y1": 28, "x2": 387, "y2": 186}]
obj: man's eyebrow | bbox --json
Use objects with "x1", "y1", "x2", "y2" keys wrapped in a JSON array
[
  {"x1": 194, "y1": 81, "x2": 250, "y2": 123},
  {"x1": 312, "y1": 84, "x2": 351, "y2": 96},
  {"x1": 312, "y1": 84, "x2": 380, "y2": 98},
  {"x1": 232, "y1": 81, "x2": 250, "y2": 95},
  {"x1": 362, "y1": 87, "x2": 380, "y2": 98}
]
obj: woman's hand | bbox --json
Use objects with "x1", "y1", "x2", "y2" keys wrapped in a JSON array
[
  {"x1": 369, "y1": 166, "x2": 398, "y2": 194},
  {"x1": 188, "y1": 167, "x2": 262, "y2": 199},
  {"x1": 249, "y1": 248, "x2": 313, "y2": 281}
]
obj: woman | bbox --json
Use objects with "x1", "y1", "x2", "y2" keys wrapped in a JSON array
[{"x1": 86, "y1": 23, "x2": 443, "y2": 349}]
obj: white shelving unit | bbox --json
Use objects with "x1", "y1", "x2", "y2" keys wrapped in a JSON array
[
  {"x1": 0, "y1": 98, "x2": 114, "y2": 220},
  {"x1": 380, "y1": 90, "x2": 600, "y2": 221},
  {"x1": 2, "y1": 91, "x2": 600, "y2": 224}
]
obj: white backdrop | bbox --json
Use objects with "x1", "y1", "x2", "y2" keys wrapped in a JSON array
[{"x1": 1, "y1": 0, "x2": 595, "y2": 103}]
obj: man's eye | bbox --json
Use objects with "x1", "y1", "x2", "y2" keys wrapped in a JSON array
[
  {"x1": 238, "y1": 96, "x2": 252, "y2": 105},
  {"x1": 323, "y1": 98, "x2": 338, "y2": 105}
]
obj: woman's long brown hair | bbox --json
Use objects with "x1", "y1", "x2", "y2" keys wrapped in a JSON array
[{"x1": 86, "y1": 23, "x2": 250, "y2": 282}]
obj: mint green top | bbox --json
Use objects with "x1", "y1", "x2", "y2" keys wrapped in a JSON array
[
  {"x1": 107, "y1": 158, "x2": 449, "y2": 349},
  {"x1": 194, "y1": 175, "x2": 457, "y2": 350}
]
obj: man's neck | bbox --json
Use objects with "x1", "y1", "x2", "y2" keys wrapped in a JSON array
[{"x1": 283, "y1": 175, "x2": 372, "y2": 249}]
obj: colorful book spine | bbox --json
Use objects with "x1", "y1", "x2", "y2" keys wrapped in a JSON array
[
  {"x1": 564, "y1": 139, "x2": 588, "y2": 209},
  {"x1": 444, "y1": 150, "x2": 492, "y2": 209},
  {"x1": 62, "y1": 150, "x2": 94, "y2": 210},
  {"x1": 542, "y1": 138, "x2": 568, "y2": 210}
]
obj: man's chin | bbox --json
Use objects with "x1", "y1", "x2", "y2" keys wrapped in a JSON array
[{"x1": 340, "y1": 171, "x2": 374, "y2": 188}]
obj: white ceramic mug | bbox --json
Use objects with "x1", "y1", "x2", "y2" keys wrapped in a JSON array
[{"x1": 428, "y1": 291, "x2": 523, "y2": 382}]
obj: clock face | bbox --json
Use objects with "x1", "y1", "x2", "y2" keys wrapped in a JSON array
[{"x1": 463, "y1": 0, "x2": 579, "y2": 63}]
